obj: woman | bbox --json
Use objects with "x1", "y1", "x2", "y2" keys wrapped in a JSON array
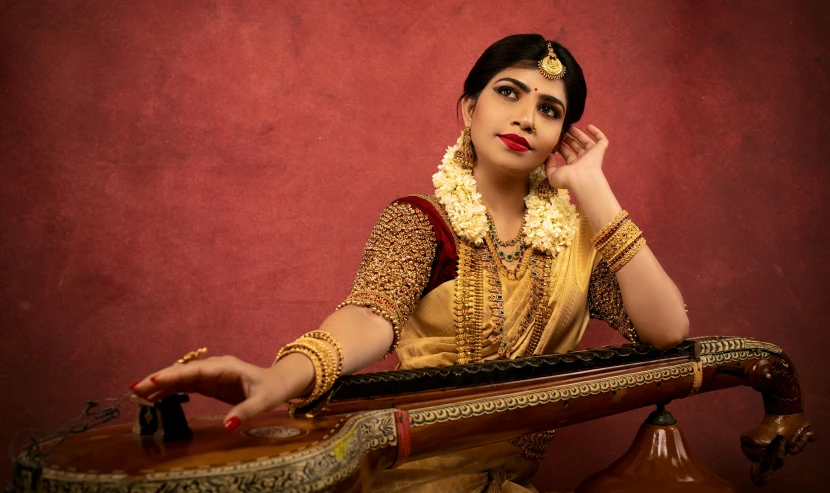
[{"x1": 129, "y1": 34, "x2": 689, "y2": 491}]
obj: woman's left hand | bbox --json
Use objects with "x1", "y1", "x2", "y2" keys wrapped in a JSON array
[{"x1": 544, "y1": 124, "x2": 609, "y2": 189}]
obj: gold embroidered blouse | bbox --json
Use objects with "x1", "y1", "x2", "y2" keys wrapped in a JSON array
[{"x1": 339, "y1": 196, "x2": 639, "y2": 369}]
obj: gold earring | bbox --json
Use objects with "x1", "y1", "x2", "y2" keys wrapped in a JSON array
[
  {"x1": 454, "y1": 126, "x2": 476, "y2": 170},
  {"x1": 535, "y1": 178, "x2": 557, "y2": 200}
]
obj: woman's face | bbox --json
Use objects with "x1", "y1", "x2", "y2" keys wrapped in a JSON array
[{"x1": 463, "y1": 66, "x2": 568, "y2": 176}]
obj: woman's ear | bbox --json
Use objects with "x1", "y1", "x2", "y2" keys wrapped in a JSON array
[{"x1": 461, "y1": 96, "x2": 476, "y2": 127}]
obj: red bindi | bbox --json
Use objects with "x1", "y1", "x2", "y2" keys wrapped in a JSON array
[{"x1": 534, "y1": 88, "x2": 538, "y2": 91}]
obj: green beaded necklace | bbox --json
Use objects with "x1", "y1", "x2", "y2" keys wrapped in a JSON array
[{"x1": 485, "y1": 211, "x2": 526, "y2": 263}]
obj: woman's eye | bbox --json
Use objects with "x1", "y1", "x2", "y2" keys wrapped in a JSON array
[
  {"x1": 497, "y1": 87, "x2": 518, "y2": 99},
  {"x1": 539, "y1": 105, "x2": 560, "y2": 119}
]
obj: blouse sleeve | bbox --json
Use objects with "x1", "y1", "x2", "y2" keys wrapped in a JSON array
[
  {"x1": 337, "y1": 201, "x2": 438, "y2": 354},
  {"x1": 587, "y1": 258, "x2": 640, "y2": 343}
]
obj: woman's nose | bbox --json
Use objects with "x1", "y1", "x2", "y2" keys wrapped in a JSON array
[
  {"x1": 512, "y1": 102, "x2": 535, "y2": 133},
  {"x1": 512, "y1": 115, "x2": 534, "y2": 133}
]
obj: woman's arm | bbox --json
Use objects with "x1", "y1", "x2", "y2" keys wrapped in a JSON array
[
  {"x1": 132, "y1": 306, "x2": 393, "y2": 432},
  {"x1": 132, "y1": 201, "x2": 431, "y2": 429},
  {"x1": 272, "y1": 305, "x2": 394, "y2": 391},
  {"x1": 571, "y1": 169, "x2": 689, "y2": 350},
  {"x1": 547, "y1": 125, "x2": 689, "y2": 350}
]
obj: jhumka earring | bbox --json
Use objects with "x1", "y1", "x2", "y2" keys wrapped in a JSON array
[
  {"x1": 538, "y1": 42, "x2": 566, "y2": 80},
  {"x1": 535, "y1": 178, "x2": 557, "y2": 200},
  {"x1": 454, "y1": 126, "x2": 476, "y2": 170}
]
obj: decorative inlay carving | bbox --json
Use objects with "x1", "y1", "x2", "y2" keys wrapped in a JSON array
[
  {"x1": 245, "y1": 426, "x2": 304, "y2": 440},
  {"x1": 35, "y1": 410, "x2": 397, "y2": 493},
  {"x1": 191, "y1": 415, "x2": 225, "y2": 421},
  {"x1": 406, "y1": 337, "x2": 786, "y2": 427},
  {"x1": 409, "y1": 363, "x2": 697, "y2": 427}
]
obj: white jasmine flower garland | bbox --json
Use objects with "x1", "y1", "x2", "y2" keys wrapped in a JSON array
[{"x1": 433, "y1": 134, "x2": 579, "y2": 256}]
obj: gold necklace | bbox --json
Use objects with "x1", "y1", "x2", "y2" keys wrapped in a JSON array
[
  {"x1": 485, "y1": 212, "x2": 527, "y2": 275},
  {"x1": 454, "y1": 240, "x2": 555, "y2": 362},
  {"x1": 485, "y1": 211, "x2": 525, "y2": 247},
  {"x1": 483, "y1": 233, "x2": 532, "y2": 281},
  {"x1": 485, "y1": 249, "x2": 553, "y2": 357}
]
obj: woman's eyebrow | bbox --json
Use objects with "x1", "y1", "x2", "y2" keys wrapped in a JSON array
[
  {"x1": 494, "y1": 77, "x2": 566, "y2": 111},
  {"x1": 538, "y1": 93, "x2": 566, "y2": 111}
]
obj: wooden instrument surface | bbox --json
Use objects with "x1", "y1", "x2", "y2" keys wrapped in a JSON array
[
  {"x1": 42, "y1": 412, "x2": 347, "y2": 473},
  {"x1": 10, "y1": 336, "x2": 813, "y2": 493}
]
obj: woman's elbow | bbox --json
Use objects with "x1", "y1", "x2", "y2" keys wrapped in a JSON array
[{"x1": 649, "y1": 319, "x2": 690, "y2": 351}]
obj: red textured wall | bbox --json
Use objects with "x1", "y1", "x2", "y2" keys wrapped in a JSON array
[{"x1": 2, "y1": 0, "x2": 828, "y2": 490}]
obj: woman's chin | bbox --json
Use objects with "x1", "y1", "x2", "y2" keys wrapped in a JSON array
[{"x1": 489, "y1": 159, "x2": 543, "y2": 178}]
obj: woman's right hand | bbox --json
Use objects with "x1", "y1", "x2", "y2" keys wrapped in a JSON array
[{"x1": 128, "y1": 353, "x2": 313, "y2": 432}]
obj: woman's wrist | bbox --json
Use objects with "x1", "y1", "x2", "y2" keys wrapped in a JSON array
[
  {"x1": 267, "y1": 351, "x2": 315, "y2": 399},
  {"x1": 568, "y1": 169, "x2": 623, "y2": 233},
  {"x1": 567, "y1": 168, "x2": 606, "y2": 197}
]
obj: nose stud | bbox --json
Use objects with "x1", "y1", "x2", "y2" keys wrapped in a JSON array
[{"x1": 532, "y1": 123, "x2": 537, "y2": 133}]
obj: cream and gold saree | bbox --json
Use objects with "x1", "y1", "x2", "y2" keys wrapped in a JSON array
[{"x1": 339, "y1": 195, "x2": 637, "y2": 492}]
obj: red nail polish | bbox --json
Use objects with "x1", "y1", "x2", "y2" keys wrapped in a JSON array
[
  {"x1": 224, "y1": 417, "x2": 241, "y2": 433},
  {"x1": 150, "y1": 375, "x2": 158, "y2": 383},
  {"x1": 129, "y1": 381, "x2": 140, "y2": 390}
]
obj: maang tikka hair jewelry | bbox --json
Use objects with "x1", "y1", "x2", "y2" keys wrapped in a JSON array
[
  {"x1": 454, "y1": 126, "x2": 476, "y2": 170},
  {"x1": 538, "y1": 42, "x2": 566, "y2": 80}
]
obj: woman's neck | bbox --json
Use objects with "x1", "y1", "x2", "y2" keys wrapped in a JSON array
[{"x1": 472, "y1": 162, "x2": 528, "y2": 218}]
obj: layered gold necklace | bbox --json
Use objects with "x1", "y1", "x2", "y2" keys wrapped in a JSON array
[
  {"x1": 456, "y1": 209, "x2": 556, "y2": 362},
  {"x1": 485, "y1": 211, "x2": 527, "y2": 271},
  {"x1": 455, "y1": 238, "x2": 555, "y2": 363}
]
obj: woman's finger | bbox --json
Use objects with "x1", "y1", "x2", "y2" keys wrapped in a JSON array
[
  {"x1": 543, "y1": 151, "x2": 558, "y2": 171},
  {"x1": 586, "y1": 124, "x2": 609, "y2": 147},
  {"x1": 564, "y1": 134, "x2": 586, "y2": 156},
  {"x1": 568, "y1": 127, "x2": 596, "y2": 149},
  {"x1": 558, "y1": 143, "x2": 578, "y2": 164},
  {"x1": 129, "y1": 365, "x2": 176, "y2": 394},
  {"x1": 564, "y1": 133, "x2": 582, "y2": 148},
  {"x1": 141, "y1": 360, "x2": 251, "y2": 405},
  {"x1": 132, "y1": 356, "x2": 242, "y2": 397},
  {"x1": 145, "y1": 388, "x2": 180, "y2": 403},
  {"x1": 225, "y1": 393, "x2": 281, "y2": 432}
]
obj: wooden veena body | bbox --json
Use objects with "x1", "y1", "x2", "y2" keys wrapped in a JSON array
[{"x1": 10, "y1": 336, "x2": 815, "y2": 492}]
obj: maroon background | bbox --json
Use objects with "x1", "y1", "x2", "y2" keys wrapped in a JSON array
[{"x1": 2, "y1": 0, "x2": 828, "y2": 491}]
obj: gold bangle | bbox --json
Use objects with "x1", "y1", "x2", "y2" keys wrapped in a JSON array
[
  {"x1": 607, "y1": 229, "x2": 644, "y2": 265},
  {"x1": 608, "y1": 235, "x2": 646, "y2": 272},
  {"x1": 298, "y1": 337, "x2": 337, "y2": 392},
  {"x1": 279, "y1": 344, "x2": 326, "y2": 402},
  {"x1": 275, "y1": 340, "x2": 332, "y2": 403},
  {"x1": 304, "y1": 330, "x2": 344, "y2": 376},
  {"x1": 597, "y1": 219, "x2": 641, "y2": 260},
  {"x1": 591, "y1": 210, "x2": 629, "y2": 247},
  {"x1": 274, "y1": 346, "x2": 325, "y2": 408}
]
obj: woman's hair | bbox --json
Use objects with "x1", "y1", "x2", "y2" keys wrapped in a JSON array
[{"x1": 458, "y1": 34, "x2": 587, "y2": 137}]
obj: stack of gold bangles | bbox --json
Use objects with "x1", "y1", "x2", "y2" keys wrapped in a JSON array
[
  {"x1": 591, "y1": 210, "x2": 647, "y2": 272},
  {"x1": 273, "y1": 330, "x2": 344, "y2": 413}
]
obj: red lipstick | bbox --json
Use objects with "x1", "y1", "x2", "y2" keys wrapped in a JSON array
[{"x1": 498, "y1": 134, "x2": 531, "y2": 152}]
